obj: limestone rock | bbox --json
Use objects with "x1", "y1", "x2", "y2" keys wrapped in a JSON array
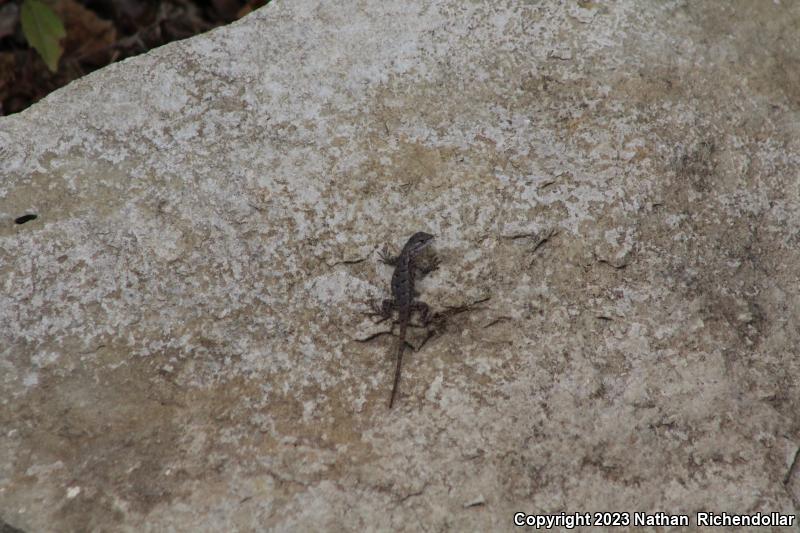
[{"x1": 2, "y1": 1, "x2": 799, "y2": 530}]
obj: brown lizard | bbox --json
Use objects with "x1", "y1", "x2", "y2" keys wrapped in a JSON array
[{"x1": 377, "y1": 231, "x2": 439, "y2": 408}]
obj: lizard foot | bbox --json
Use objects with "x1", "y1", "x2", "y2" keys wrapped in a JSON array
[
  {"x1": 417, "y1": 254, "x2": 441, "y2": 276},
  {"x1": 378, "y1": 244, "x2": 399, "y2": 266},
  {"x1": 361, "y1": 298, "x2": 395, "y2": 323}
]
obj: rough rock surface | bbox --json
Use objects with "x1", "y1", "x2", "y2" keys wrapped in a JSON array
[{"x1": 2, "y1": 0, "x2": 799, "y2": 531}]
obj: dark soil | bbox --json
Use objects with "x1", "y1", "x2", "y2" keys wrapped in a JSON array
[{"x1": 0, "y1": 0, "x2": 269, "y2": 115}]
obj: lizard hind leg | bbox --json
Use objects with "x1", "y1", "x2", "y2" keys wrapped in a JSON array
[
  {"x1": 412, "y1": 301, "x2": 432, "y2": 325},
  {"x1": 413, "y1": 303, "x2": 446, "y2": 353},
  {"x1": 380, "y1": 298, "x2": 396, "y2": 318},
  {"x1": 364, "y1": 298, "x2": 395, "y2": 323}
]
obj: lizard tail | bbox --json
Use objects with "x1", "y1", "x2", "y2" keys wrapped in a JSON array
[{"x1": 388, "y1": 323, "x2": 407, "y2": 409}]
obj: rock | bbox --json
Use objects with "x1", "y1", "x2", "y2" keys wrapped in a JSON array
[{"x1": 1, "y1": 1, "x2": 799, "y2": 530}]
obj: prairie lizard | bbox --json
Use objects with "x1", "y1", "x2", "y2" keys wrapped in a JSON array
[{"x1": 376, "y1": 232, "x2": 439, "y2": 408}]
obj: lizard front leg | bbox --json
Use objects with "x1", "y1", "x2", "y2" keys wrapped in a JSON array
[
  {"x1": 415, "y1": 254, "x2": 440, "y2": 278},
  {"x1": 378, "y1": 244, "x2": 400, "y2": 266}
]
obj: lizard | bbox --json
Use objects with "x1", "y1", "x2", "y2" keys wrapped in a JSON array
[{"x1": 376, "y1": 231, "x2": 439, "y2": 408}]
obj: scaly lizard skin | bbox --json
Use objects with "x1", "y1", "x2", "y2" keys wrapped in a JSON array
[{"x1": 378, "y1": 231, "x2": 439, "y2": 408}]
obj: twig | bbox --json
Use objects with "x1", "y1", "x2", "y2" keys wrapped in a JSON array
[{"x1": 483, "y1": 316, "x2": 512, "y2": 328}]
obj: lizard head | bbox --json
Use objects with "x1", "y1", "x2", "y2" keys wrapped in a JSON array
[{"x1": 404, "y1": 231, "x2": 435, "y2": 255}]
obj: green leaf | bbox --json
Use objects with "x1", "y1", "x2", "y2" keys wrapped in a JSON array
[{"x1": 21, "y1": 0, "x2": 66, "y2": 72}]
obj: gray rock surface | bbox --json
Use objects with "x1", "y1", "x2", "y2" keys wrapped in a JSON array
[{"x1": 2, "y1": 0, "x2": 799, "y2": 530}]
